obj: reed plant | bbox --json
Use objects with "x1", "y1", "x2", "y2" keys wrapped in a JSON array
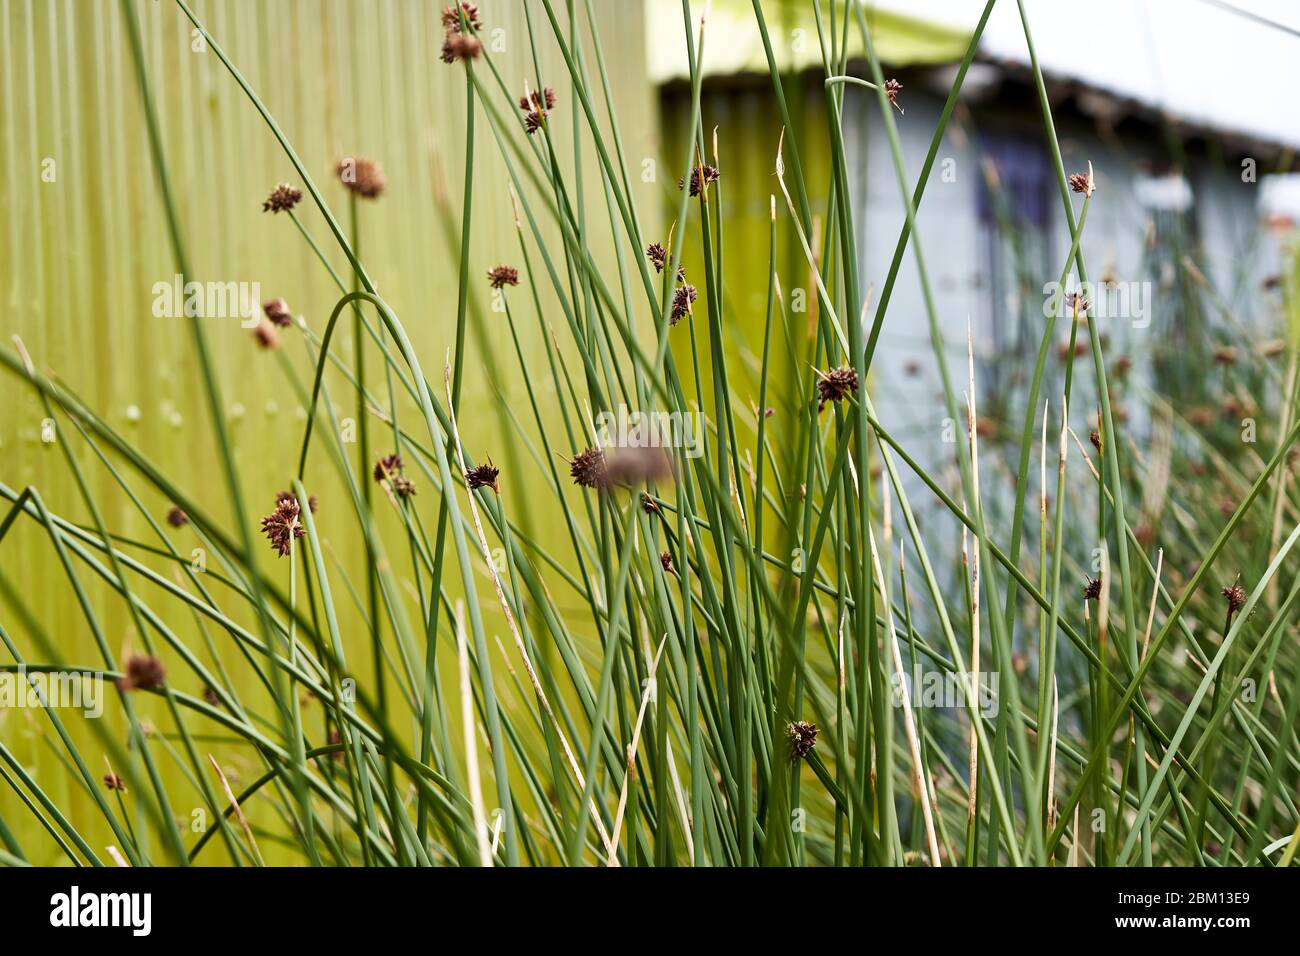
[{"x1": 1, "y1": 0, "x2": 1299, "y2": 867}]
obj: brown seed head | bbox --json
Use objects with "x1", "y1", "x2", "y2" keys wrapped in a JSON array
[
  {"x1": 373, "y1": 453, "x2": 404, "y2": 483},
  {"x1": 441, "y1": 2, "x2": 482, "y2": 33},
  {"x1": 392, "y1": 476, "x2": 417, "y2": 499},
  {"x1": 678, "y1": 164, "x2": 720, "y2": 197},
  {"x1": 1089, "y1": 429, "x2": 1102, "y2": 452},
  {"x1": 262, "y1": 183, "x2": 303, "y2": 214},
  {"x1": 1222, "y1": 583, "x2": 1247, "y2": 615},
  {"x1": 787, "y1": 720, "x2": 818, "y2": 760},
  {"x1": 441, "y1": 31, "x2": 482, "y2": 63},
  {"x1": 660, "y1": 551, "x2": 674, "y2": 574},
  {"x1": 103, "y1": 773, "x2": 127, "y2": 793},
  {"x1": 1068, "y1": 170, "x2": 1096, "y2": 197},
  {"x1": 569, "y1": 446, "x2": 608, "y2": 489},
  {"x1": 166, "y1": 505, "x2": 188, "y2": 528},
  {"x1": 336, "y1": 156, "x2": 387, "y2": 198},
  {"x1": 260, "y1": 495, "x2": 305, "y2": 557},
  {"x1": 884, "y1": 78, "x2": 903, "y2": 112},
  {"x1": 465, "y1": 460, "x2": 501, "y2": 493},
  {"x1": 1083, "y1": 577, "x2": 1102, "y2": 601},
  {"x1": 118, "y1": 654, "x2": 166, "y2": 692},
  {"x1": 276, "y1": 489, "x2": 317, "y2": 513},
  {"x1": 487, "y1": 265, "x2": 519, "y2": 289},
  {"x1": 263, "y1": 297, "x2": 292, "y2": 327},
  {"x1": 670, "y1": 284, "x2": 697, "y2": 324},
  {"x1": 817, "y1": 365, "x2": 860, "y2": 411},
  {"x1": 253, "y1": 319, "x2": 280, "y2": 349}
]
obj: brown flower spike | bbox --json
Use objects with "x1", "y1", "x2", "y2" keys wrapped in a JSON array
[
  {"x1": 670, "y1": 284, "x2": 697, "y2": 325},
  {"x1": 337, "y1": 156, "x2": 386, "y2": 199},
  {"x1": 678, "y1": 164, "x2": 720, "y2": 198},
  {"x1": 569, "y1": 447, "x2": 608, "y2": 489},
  {"x1": 1083, "y1": 577, "x2": 1102, "y2": 601},
  {"x1": 263, "y1": 298, "x2": 292, "y2": 327},
  {"x1": 465, "y1": 460, "x2": 501, "y2": 493},
  {"x1": 103, "y1": 773, "x2": 127, "y2": 793},
  {"x1": 262, "y1": 183, "x2": 303, "y2": 214},
  {"x1": 646, "y1": 242, "x2": 685, "y2": 282},
  {"x1": 1222, "y1": 582, "x2": 1247, "y2": 616},
  {"x1": 441, "y1": 31, "x2": 481, "y2": 63},
  {"x1": 816, "y1": 365, "x2": 859, "y2": 411},
  {"x1": 788, "y1": 720, "x2": 818, "y2": 760},
  {"x1": 884, "y1": 78, "x2": 903, "y2": 113},
  {"x1": 520, "y1": 87, "x2": 556, "y2": 134},
  {"x1": 487, "y1": 266, "x2": 519, "y2": 289},
  {"x1": 260, "y1": 495, "x2": 305, "y2": 557},
  {"x1": 276, "y1": 489, "x2": 317, "y2": 514},
  {"x1": 252, "y1": 319, "x2": 279, "y2": 350},
  {"x1": 117, "y1": 654, "x2": 166, "y2": 692},
  {"x1": 165, "y1": 505, "x2": 188, "y2": 528},
  {"x1": 1068, "y1": 166, "x2": 1096, "y2": 198}
]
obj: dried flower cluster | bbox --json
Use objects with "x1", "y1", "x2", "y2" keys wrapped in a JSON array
[
  {"x1": 1068, "y1": 169, "x2": 1096, "y2": 197},
  {"x1": 261, "y1": 494, "x2": 306, "y2": 557},
  {"x1": 374, "y1": 453, "x2": 416, "y2": 499},
  {"x1": 252, "y1": 320, "x2": 279, "y2": 349},
  {"x1": 487, "y1": 265, "x2": 519, "y2": 289},
  {"x1": 117, "y1": 654, "x2": 166, "y2": 692},
  {"x1": 165, "y1": 505, "x2": 188, "y2": 528},
  {"x1": 816, "y1": 365, "x2": 859, "y2": 411},
  {"x1": 646, "y1": 242, "x2": 685, "y2": 282},
  {"x1": 276, "y1": 489, "x2": 318, "y2": 514},
  {"x1": 465, "y1": 460, "x2": 501, "y2": 493},
  {"x1": 440, "y1": 2, "x2": 482, "y2": 63},
  {"x1": 1222, "y1": 582, "x2": 1247, "y2": 616},
  {"x1": 103, "y1": 773, "x2": 126, "y2": 792},
  {"x1": 520, "y1": 86, "x2": 556, "y2": 134},
  {"x1": 884, "y1": 78, "x2": 903, "y2": 113},
  {"x1": 1083, "y1": 577, "x2": 1103, "y2": 601},
  {"x1": 678, "y1": 163, "x2": 720, "y2": 198},
  {"x1": 263, "y1": 297, "x2": 292, "y2": 327},
  {"x1": 569, "y1": 446, "x2": 608, "y2": 489},
  {"x1": 262, "y1": 183, "x2": 303, "y2": 214},
  {"x1": 670, "y1": 284, "x2": 697, "y2": 325},
  {"x1": 337, "y1": 156, "x2": 386, "y2": 199},
  {"x1": 788, "y1": 720, "x2": 818, "y2": 760}
]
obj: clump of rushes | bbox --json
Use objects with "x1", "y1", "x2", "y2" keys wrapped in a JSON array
[
  {"x1": 646, "y1": 241, "x2": 685, "y2": 281},
  {"x1": 788, "y1": 720, "x2": 818, "y2": 760},
  {"x1": 519, "y1": 86, "x2": 556, "y2": 134},
  {"x1": 465, "y1": 459, "x2": 500, "y2": 493},
  {"x1": 1083, "y1": 577, "x2": 1103, "y2": 602},
  {"x1": 678, "y1": 163, "x2": 720, "y2": 198},
  {"x1": 117, "y1": 654, "x2": 165, "y2": 692},
  {"x1": 1068, "y1": 168, "x2": 1096, "y2": 197},
  {"x1": 487, "y1": 265, "x2": 519, "y2": 289},
  {"x1": 263, "y1": 297, "x2": 292, "y2": 327},
  {"x1": 103, "y1": 773, "x2": 126, "y2": 793},
  {"x1": 277, "y1": 489, "x2": 317, "y2": 513},
  {"x1": 165, "y1": 505, "x2": 187, "y2": 528},
  {"x1": 670, "y1": 284, "x2": 697, "y2": 325},
  {"x1": 252, "y1": 319, "x2": 279, "y2": 349},
  {"x1": 816, "y1": 365, "x2": 859, "y2": 412},
  {"x1": 260, "y1": 494, "x2": 305, "y2": 557},
  {"x1": 1222, "y1": 582, "x2": 1247, "y2": 619},
  {"x1": 884, "y1": 77, "x2": 904, "y2": 113},
  {"x1": 262, "y1": 183, "x2": 302, "y2": 213},
  {"x1": 336, "y1": 156, "x2": 386, "y2": 199},
  {"x1": 569, "y1": 446, "x2": 608, "y2": 489},
  {"x1": 439, "y1": 3, "x2": 482, "y2": 63}
]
